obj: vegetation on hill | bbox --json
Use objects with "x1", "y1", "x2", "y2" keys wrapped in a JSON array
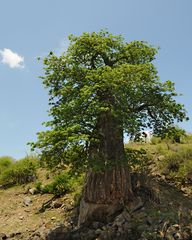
[
  {"x1": 0, "y1": 156, "x2": 38, "y2": 187},
  {"x1": 128, "y1": 133, "x2": 192, "y2": 187},
  {"x1": 0, "y1": 134, "x2": 192, "y2": 239}
]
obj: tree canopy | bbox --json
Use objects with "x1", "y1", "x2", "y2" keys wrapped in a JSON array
[{"x1": 31, "y1": 30, "x2": 188, "y2": 171}]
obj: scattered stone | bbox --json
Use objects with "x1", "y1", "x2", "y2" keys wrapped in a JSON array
[
  {"x1": 46, "y1": 226, "x2": 70, "y2": 240},
  {"x1": 29, "y1": 187, "x2": 37, "y2": 195},
  {"x1": 95, "y1": 228, "x2": 103, "y2": 236},
  {"x1": 19, "y1": 215, "x2": 24, "y2": 220},
  {"x1": 24, "y1": 209, "x2": 30, "y2": 212},
  {"x1": 0, "y1": 233, "x2": 7, "y2": 240},
  {"x1": 52, "y1": 201, "x2": 63, "y2": 209},
  {"x1": 30, "y1": 236, "x2": 41, "y2": 240},
  {"x1": 126, "y1": 197, "x2": 144, "y2": 213},
  {"x1": 158, "y1": 155, "x2": 165, "y2": 161},
  {"x1": 23, "y1": 196, "x2": 32, "y2": 206},
  {"x1": 173, "y1": 232, "x2": 182, "y2": 240},
  {"x1": 92, "y1": 221, "x2": 103, "y2": 229},
  {"x1": 86, "y1": 229, "x2": 95, "y2": 239},
  {"x1": 8, "y1": 232, "x2": 21, "y2": 238}
]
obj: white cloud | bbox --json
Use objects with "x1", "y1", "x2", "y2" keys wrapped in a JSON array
[{"x1": 0, "y1": 48, "x2": 24, "y2": 68}]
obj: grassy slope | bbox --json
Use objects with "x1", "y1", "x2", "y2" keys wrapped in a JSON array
[{"x1": 0, "y1": 137, "x2": 192, "y2": 239}]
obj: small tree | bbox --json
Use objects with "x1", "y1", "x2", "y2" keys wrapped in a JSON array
[
  {"x1": 160, "y1": 125, "x2": 187, "y2": 143},
  {"x1": 31, "y1": 30, "x2": 188, "y2": 223}
]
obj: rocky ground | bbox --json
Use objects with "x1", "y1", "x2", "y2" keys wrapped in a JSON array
[
  {"x1": 45, "y1": 176, "x2": 192, "y2": 240},
  {"x1": 0, "y1": 185, "x2": 74, "y2": 240},
  {"x1": 0, "y1": 173, "x2": 192, "y2": 240}
]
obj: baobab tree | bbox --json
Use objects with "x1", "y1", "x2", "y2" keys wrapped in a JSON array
[{"x1": 31, "y1": 30, "x2": 188, "y2": 224}]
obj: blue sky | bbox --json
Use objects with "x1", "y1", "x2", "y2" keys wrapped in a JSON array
[{"x1": 0, "y1": 0, "x2": 191, "y2": 159}]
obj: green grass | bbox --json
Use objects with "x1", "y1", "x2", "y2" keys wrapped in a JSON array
[
  {"x1": 126, "y1": 134, "x2": 192, "y2": 183},
  {"x1": 0, "y1": 155, "x2": 39, "y2": 186}
]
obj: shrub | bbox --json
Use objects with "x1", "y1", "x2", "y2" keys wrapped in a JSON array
[
  {"x1": 126, "y1": 148, "x2": 150, "y2": 173},
  {"x1": 73, "y1": 192, "x2": 82, "y2": 206},
  {"x1": 0, "y1": 156, "x2": 38, "y2": 186},
  {"x1": 0, "y1": 156, "x2": 14, "y2": 174},
  {"x1": 158, "y1": 145, "x2": 192, "y2": 180},
  {"x1": 42, "y1": 172, "x2": 84, "y2": 196},
  {"x1": 160, "y1": 126, "x2": 187, "y2": 143},
  {"x1": 34, "y1": 181, "x2": 42, "y2": 192}
]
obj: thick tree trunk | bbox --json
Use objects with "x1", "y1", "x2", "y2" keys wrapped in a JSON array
[
  {"x1": 78, "y1": 112, "x2": 134, "y2": 225},
  {"x1": 83, "y1": 166, "x2": 133, "y2": 204}
]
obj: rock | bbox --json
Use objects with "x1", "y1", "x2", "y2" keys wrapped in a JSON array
[
  {"x1": 95, "y1": 229, "x2": 103, "y2": 236},
  {"x1": 31, "y1": 236, "x2": 41, "y2": 240},
  {"x1": 28, "y1": 233, "x2": 41, "y2": 240},
  {"x1": 8, "y1": 232, "x2": 21, "y2": 238},
  {"x1": 172, "y1": 224, "x2": 180, "y2": 231},
  {"x1": 28, "y1": 227, "x2": 48, "y2": 240},
  {"x1": 29, "y1": 187, "x2": 37, "y2": 195},
  {"x1": 71, "y1": 232, "x2": 81, "y2": 240},
  {"x1": 19, "y1": 215, "x2": 24, "y2": 220},
  {"x1": 92, "y1": 221, "x2": 103, "y2": 229},
  {"x1": 86, "y1": 229, "x2": 96, "y2": 240},
  {"x1": 23, "y1": 196, "x2": 32, "y2": 206},
  {"x1": 52, "y1": 201, "x2": 63, "y2": 209},
  {"x1": 158, "y1": 155, "x2": 165, "y2": 161},
  {"x1": 0, "y1": 233, "x2": 7, "y2": 240},
  {"x1": 123, "y1": 222, "x2": 132, "y2": 231},
  {"x1": 182, "y1": 231, "x2": 191, "y2": 240},
  {"x1": 117, "y1": 226, "x2": 124, "y2": 234},
  {"x1": 173, "y1": 232, "x2": 182, "y2": 240},
  {"x1": 126, "y1": 197, "x2": 144, "y2": 213},
  {"x1": 46, "y1": 226, "x2": 69, "y2": 240}
]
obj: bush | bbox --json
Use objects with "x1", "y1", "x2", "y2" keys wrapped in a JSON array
[
  {"x1": 159, "y1": 145, "x2": 192, "y2": 180},
  {"x1": 0, "y1": 156, "x2": 38, "y2": 186},
  {"x1": 34, "y1": 181, "x2": 42, "y2": 193},
  {"x1": 0, "y1": 156, "x2": 14, "y2": 174},
  {"x1": 160, "y1": 126, "x2": 187, "y2": 143},
  {"x1": 126, "y1": 148, "x2": 150, "y2": 173},
  {"x1": 42, "y1": 172, "x2": 84, "y2": 196}
]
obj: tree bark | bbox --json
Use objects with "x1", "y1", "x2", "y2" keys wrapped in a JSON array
[
  {"x1": 78, "y1": 112, "x2": 134, "y2": 225},
  {"x1": 83, "y1": 166, "x2": 133, "y2": 205}
]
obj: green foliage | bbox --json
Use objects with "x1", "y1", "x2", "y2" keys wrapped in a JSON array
[
  {"x1": 153, "y1": 142, "x2": 192, "y2": 182},
  {"x1": 126, "y1": 148, "x2": 150, "y2": 172},
  {"x1": 42, "y1": 172, "x2": 84, "y2": 196},
  {"x1": 34, "y1": 181, "x2": 42, "y2": 192},
  {"x1": 73, "y1": 191, "x2": 82, "y2": 207},
  {"x1": 45, "y1": 172, "x2": 50, "y2": 179},
  {"x1": 0, "y1": 156, "x2": 38, "y2": 186},
  {"x1": 30, "y1": 30, "x2": 188, "y2": 170},
  {"x1": 185, "y1": 133, "x2": 192, "y2": 143},
  {"x1": 0, "y1": 156, "x2": 14, "y2": 174},
  {"x1": 150, "y1": 136, "x2": 162, "y2": 145},
  {"x1": 159, "y1": 125, "x2": 187, "y2": 143}
]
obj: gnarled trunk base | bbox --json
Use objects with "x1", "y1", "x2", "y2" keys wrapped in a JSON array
[{"x1": 78, "y1": 166, "x2": 134, "y2": 225}]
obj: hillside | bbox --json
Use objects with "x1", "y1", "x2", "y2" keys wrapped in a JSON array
[{"x1": 0, "y1": 137, "x2": 192, "y2": 240}]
